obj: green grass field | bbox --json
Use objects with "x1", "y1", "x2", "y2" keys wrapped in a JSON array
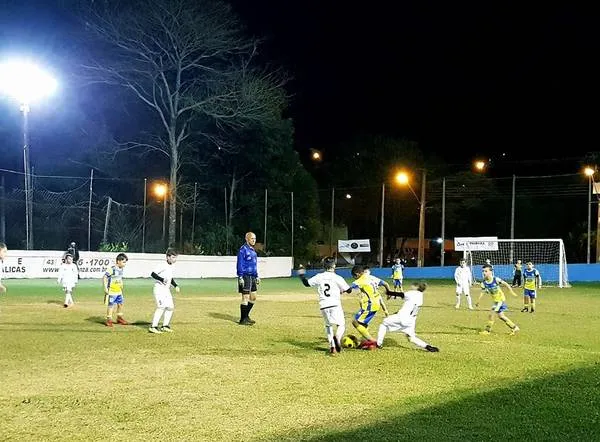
[{"x1": 1, "y1": 278, "x2": 599, "y2": 441}]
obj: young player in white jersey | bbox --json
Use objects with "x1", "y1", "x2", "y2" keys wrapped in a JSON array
[
  {"x1": 149, "y1": 249, "x2": 180, "y2": 333},
  {"x1": 454, "y1": 258, "x2": 473, "y2": 310},
  {"x1": 376, "y1": 281, "x2": 439, "y2": 352},
  {"x1": 298, "y1": 257, "x2": 351, "y2": 355},
  {"x1": 0, "y1": 242, "x2": 7, "y2": 296},
  {"x1": 58, "y1": 253, "x2": 79, "y2": 307}
]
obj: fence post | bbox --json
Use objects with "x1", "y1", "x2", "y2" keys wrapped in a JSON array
[
  {"x1": 87, "y1": 169, "x2": 94, "y2": 251},
  {"x1": 103, "y1": 197, "x2": 112, "y2": 245}
]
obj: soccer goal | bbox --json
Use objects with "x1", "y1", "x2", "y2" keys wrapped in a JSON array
[{"x1": 463, "y1": 239, "x2": 570, "y2": 287}]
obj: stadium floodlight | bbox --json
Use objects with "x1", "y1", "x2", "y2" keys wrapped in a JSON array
[
  {"x1": 583, "y1": 167, "x2": 596, "y2": 263},
  {"x1": 153, "y1": 183, "x2": 168, "y2": 243},
  {"x1": 345, "y1": 193, "x2": 352, "y2": 199},
  {"x1": 0, "y1": 59, "x2": 58, "y2": 251},
  {"x1": 395, "y1": 171, "x2": 409, "y2": 185},
  {"x1": 0, "y1": 60, "x2": 57, "y2": 104},
  {"x1": 584, "y1": 166, "x2": 595, "y2": 177}
]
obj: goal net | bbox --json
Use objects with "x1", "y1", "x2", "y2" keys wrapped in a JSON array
[{"x1": 463, "y1": 239, "x2": 570, "y2": 287}]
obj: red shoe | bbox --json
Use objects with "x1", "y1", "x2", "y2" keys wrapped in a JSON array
[
  {"x1": 105, "y1": 319, "x2": 114, "y2": 327},
  {"x1": 117, "y1": 317, "x2": 128, "y2": 325},
  {"x1": 359, "y1": 339, "x2": 377, "y2": 349}
]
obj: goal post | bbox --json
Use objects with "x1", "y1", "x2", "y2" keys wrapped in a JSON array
[{"x1": 457, "y1": 238, "x2": 570, "y2": 288}]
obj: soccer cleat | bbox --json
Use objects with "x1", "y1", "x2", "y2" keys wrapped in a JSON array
[
  {"x1": 455, "y1": 304, "x2": 460, "y2": 309},
  {"x1": 521, "y1": 307, "x2": 529, "y2": 312},
  {"x1": 425, "y1": 345, "x2": 440, "y2": 352},
  {"x1": 246, "y1": 317, "x2": 256, "y2": 325},
  {"x1": 479, "y1": 330, "x2": 491, "y2": 335},
  {"x1": 239, "y1": 318, "x2": 253, "y2": 326},
  {"x1": 116, "y1": 317, "x2": 128, "y2": 325},
  {"x1": 63, "y1": 304, "x2": 68, "y2": 308},
  {"x1": 160, "y1": 325, "x2": 173, "y2": 333},
  {"x1": 148, "y1": 326, "x2": 162, "y2": 334},
  {"x1": 105, "y1": 319, "x2": 114, "y2": 327},
  {"x1": 359, "y1": 339, "x2": 377, "y2": 350},
  {"x1": 510, "y1": 326, "x2": 520, "y2": 335},
  {"x1": 468, "y1": 306, "x2": 474, "y2": 310},
  {"x1": 329, "y1": 347, "x2": 338, "y2": 356},
  {"x1": 530, "y1": 309, "x2": 535, "y2": 313}
]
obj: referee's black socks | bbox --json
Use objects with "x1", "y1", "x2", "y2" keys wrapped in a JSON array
[{"x1": 247, "y1": 302, "x2": 254, "y2": 317}]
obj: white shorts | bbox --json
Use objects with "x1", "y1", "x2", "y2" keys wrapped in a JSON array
[
  {"x1": 456, "y1": 284, "x2": 470, "y2": 295},
  {"x1": 320, "y1": 305, "x2": 345, "y2": 327},
  {"x1": 153, "y1": 286, "x2": 174, "y2": 309},
  {"x1": 63, "y1": 284, "x2": 76, "y2": 292},
  {"x1": 382, "y1": 313, "x2": 416, "y2": 337}
]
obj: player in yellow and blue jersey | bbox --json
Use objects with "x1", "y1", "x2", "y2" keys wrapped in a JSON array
[
  {"x1": 521, "y1": 261, "x2": 542, "y2": 313},
  {"x1": 475, "y1": 264, "x2": 519, "y2": 335},
  {"x1": 390, "y1": 258, "x2": 404, "y2": 293},
  {"x1": 349, "y1": 265, "x2": 390, "y2": 348},
  {"x1": 103, "y1": 253, "x2": 128, "y2": 327}
]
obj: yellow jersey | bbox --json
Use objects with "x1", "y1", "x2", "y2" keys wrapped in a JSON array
[
  {"x1": 104, "y1": 265, "x2": 124, "y2": 294},
  {"x1": 480, "y1": 277, "x2": 505, "y2": 303},
  {"x1": 351, "y1": 274, "x2": 384, "y2": 312},
  {"x1": 523, "y1": 268, "x2": 540, "y2": 290}
]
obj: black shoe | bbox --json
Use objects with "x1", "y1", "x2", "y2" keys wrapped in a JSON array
[
  {"x1": 425, "y1": 345, "x2": 439, "y2": 353},
  {"x1": 246, "y1": 317, "x2": 256, "y2": 325},
  {"x1": 530, "y1": 309, "x2": 535, "y2": 313},
  {"x1": 333, "y1": 336, "x2": 341, "y2": 353},
  {"x1": 239, "y1": 318, "x2": 253, "y2": 326},
  {"x1": 521, "y1": 307, "x2": 529, "y2": 312}
]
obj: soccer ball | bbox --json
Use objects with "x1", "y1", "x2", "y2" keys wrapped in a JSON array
[{"x1": 342, "y1": 335, "x2": 360, "y2": 349}]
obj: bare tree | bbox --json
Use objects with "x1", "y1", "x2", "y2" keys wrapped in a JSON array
[{"x1": 78, "y1": 0, "x2": 285, "y2": 245}]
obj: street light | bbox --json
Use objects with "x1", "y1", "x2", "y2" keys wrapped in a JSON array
[
  {"x1": 474, "y1": 160, "x2": 487, "y2": 172},
  {"x1": 310, "y1": 149, "x2": 322, "y2": 161},
  {"x1": 0, "y1": 60, "x2": 57, "y2": 250},
  {"x1": 584, "y1": 167, "x2": 596, "y2": 264},
  {"x1": 153, "y1": 183, "x2": 168, "y2": 244},
  {"x1": 395, "y1": 169, "x2": 427, "y2": 267}
]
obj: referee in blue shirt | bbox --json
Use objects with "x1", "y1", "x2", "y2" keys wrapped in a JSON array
[{"x1": 237, "y1": 232, "x2": 259, "y2": 325}]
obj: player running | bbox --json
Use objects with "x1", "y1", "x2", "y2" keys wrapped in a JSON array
[{"x1": 476, "y1": 264, "x2": 519, "y2": 335}]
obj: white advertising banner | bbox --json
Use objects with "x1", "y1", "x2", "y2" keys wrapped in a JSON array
[
  {"x1": 454, "y1": 237, "x2": 499, "y2": 251},
  {"x1": 0, "y1": 250, "x2": 292, "y2": 279},
  {"x1": 338, "y1": 239, "x2": 371, "y2": 253}
]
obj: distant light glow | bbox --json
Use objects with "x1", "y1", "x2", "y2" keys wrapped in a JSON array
[
  {"x1": 474, "y1": 160, "x2": 486, "y2": 171},
  {"x1": 436, "y1": 237, "x2": 443, "y2": 244},
  {"x1": 584, "y1": 167, "x2": 595, "y2": 177},
  {"x1": 345, "y1": 193, "x2": 352, "y2": 199},
  {"x1": 395, "y1": 171, "x2": 409, "y2": 185},
  {"x1": 0, "y1": 60, "x2": 57, "y2": 104},
  {"x1": 153, "y1": 183, "x2": 168, "y2": 198}
]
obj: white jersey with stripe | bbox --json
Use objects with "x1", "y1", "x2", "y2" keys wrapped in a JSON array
[
  {"x1": 153, "y1": 262, "x2": 174, "y2": 290},
  {"x1": 307, "y1": 271, "x2": 350, "y2": 309}
]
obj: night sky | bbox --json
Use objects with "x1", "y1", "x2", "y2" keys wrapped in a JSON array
[
  {"x1": 231, "y1": 2, "x2": 598, "y2": 166},
  {"x1": 2, "y1": 2, "x2": 599, "y2": 170}
]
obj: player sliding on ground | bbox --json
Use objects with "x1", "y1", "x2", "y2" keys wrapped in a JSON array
[
  {"x1": 297, "y1": 257, "x2": 351, "y2": 355},
  {"x1": 476, "y1": 264, "x2": 520, "y2": 335},
  {"x1": 376, "y1": 281, "x2": 439, "y2": 352},
  {"x1": 349, "y1": 265, "x2": 390, "y2": 349},
  {"x1": 521, "y1": 261, "x2": 542, "y2": 313}
]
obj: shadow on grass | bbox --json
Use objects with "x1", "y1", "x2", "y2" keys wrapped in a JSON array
[
  {"x1": 282, "y1": 338, "x2": 329, "y2": 353},
  {"x1": 85, "y1": 316, "x2": 108, "y2": 325},
  {"x1": 266, "y1": 364, "x2": 600, "y2": 441},
  {"x1": 46, "y1": 300, "x2": 65, "y2": 306},
  {"x1": 130, "y1": 320, "x2": 151, "y2": 329},
  {"x1": 208, "y1": 312, "x2": 239, "y2": 323}
]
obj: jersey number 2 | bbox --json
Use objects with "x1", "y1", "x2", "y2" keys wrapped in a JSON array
[{"x1": 323, "y1": 283, "x2": 331, "y2": 297}]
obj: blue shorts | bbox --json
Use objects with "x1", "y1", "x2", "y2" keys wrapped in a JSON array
[
  {"x1": 354, "y1": 309, "x2": 377, "y2": 326},
  {"x1": 524, "y1": 289, "x2": 536, "y2": 298},
  {"x1": 107, "y1": 293, "x2": 124, "y2": 306},
  {"x1": 393, "y1": 279, "x2": 402, "y2": 287},
  {"x1": 491, "y1": 301, "x2": 508, "y2": 313}
]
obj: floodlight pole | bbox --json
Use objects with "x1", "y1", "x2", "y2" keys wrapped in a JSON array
[
  {"x1": 587, "y1": 176, "x2": 592, "y2": 264},
  {"x1": 21, "y1": 103, "x2": 33, "y2": 250}
]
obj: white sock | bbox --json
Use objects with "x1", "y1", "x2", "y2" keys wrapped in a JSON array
[
  {"x1": 377, "y1": 324, "x2": 388, "y2": 346},
  {"x1": 152, "y1": 308, "x2": 165, "y2": 327},
  {"x1": 163, "y1": 309, "x2": 174, "y2": 327},
  {"x1": 325, "y1": 325, "x2": 335, "y2": 348},
  {"x1": 65, "y1": 291, "x2": 73, "y2": 305},
  {"x1": 466, "y1": 294, "x2": 473, "y2": 308},
  {"x1": 335, "y1": 324, "x2": 346, "y2": 344},
  {"x1": 409, "y1": 335, "x2": 428, "y2": 349}
]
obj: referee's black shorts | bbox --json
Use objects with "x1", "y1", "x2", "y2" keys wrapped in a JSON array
[{"x1": 238, "y1": 275, "x2": 258, "y2": 294}]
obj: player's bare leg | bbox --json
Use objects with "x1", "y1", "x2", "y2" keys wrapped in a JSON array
[{"x1": 498, "y1": 312, "x2": 519, "y2": 334}]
